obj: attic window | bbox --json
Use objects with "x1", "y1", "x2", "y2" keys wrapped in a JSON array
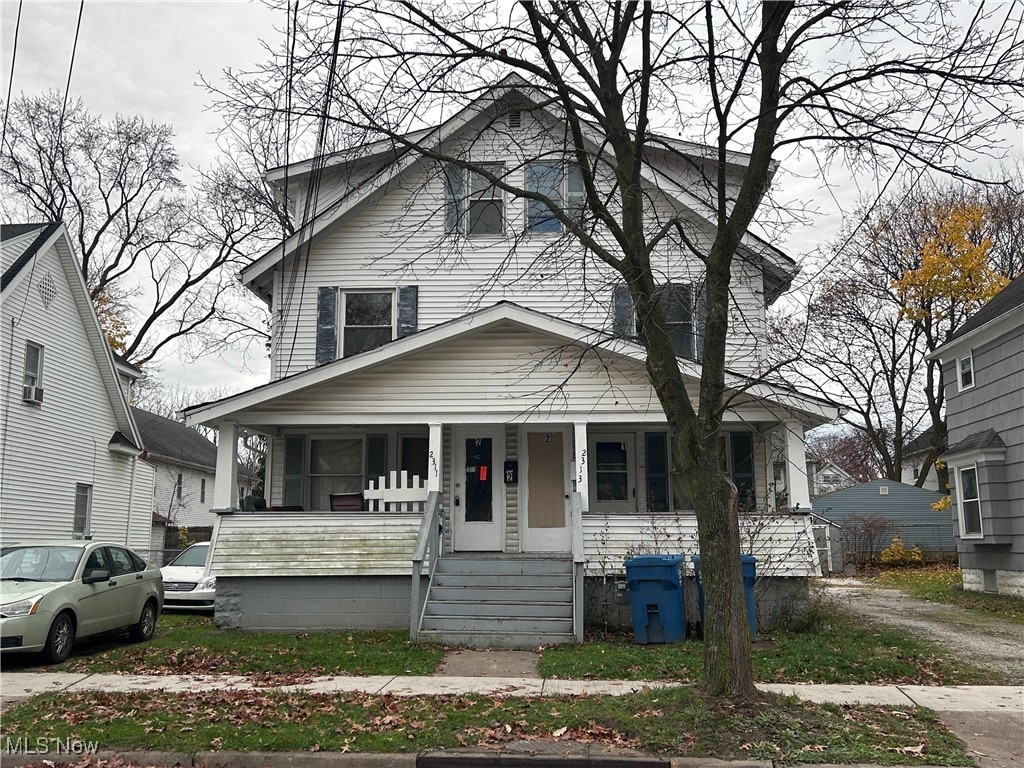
[
  {"x1": 508, "y1": 111, "x2": 522, "y2": 129},
  {"x1": 879, "y1": 486, "x2": 889, "y2": 495}
]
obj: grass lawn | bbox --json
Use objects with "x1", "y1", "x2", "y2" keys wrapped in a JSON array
[
  {"x1": 27, "y1": 613, "x2": 445, "y2": 677},
  {"x1": 540, "y1": 608, "x2": 1003, "y2": 684},
  {"x1": 0, "y1": 687, "x2": 970, "y2": 764},
  {"x1": 873, "y1": 566, "x2": 1024, "y2": 624}
]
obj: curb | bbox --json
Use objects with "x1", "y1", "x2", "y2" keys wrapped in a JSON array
[{"x1": 0, "y1": 751, "x2": 961, "y2": 768}]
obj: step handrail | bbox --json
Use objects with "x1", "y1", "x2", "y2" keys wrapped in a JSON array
[
  {"x1": 410, "y1": 491, "x2": 442, "y2": 640},
  {"x1": 570, "y1": 492, "x2": 585, "y2": 643}
]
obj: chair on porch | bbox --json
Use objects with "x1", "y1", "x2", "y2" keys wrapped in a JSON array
[{"x1": 330, "y1": 492, "x2": 365, "y2": 511}]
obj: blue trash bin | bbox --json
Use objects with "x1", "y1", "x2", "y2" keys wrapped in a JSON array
[
  {"x1": 624, "y1": 554, "x2": 686, "y2": 644},
  {"x1": 691, "y1": 554, "x2": 757, "y2": 641}
]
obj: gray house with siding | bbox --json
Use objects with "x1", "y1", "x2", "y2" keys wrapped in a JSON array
[
  {"x1": 929, "y1": 274, "x2": 1024, "y2": 597},
  {"x1": 811, "y1": 480, "x2": 953, "y2": 570}
]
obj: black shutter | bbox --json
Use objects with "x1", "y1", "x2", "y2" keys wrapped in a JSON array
[
  {"x1": 315, "y1": 287, "x2": 338, "y2": 365},
  {"x1": 694, "y1": 282, "x2": 706, "y2": 362},
  {"x1": 612, "y1": 284, "x2": 634, "y2": 337},
  {"x1": 443, "y1": 165, "x2": 464, "y2": 234},
  {"x1": 397, "y1": 285, "x2": 418, "y2": 338}
]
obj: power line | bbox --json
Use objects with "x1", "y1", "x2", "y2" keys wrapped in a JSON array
[
  {"x1": 56, "y1": 0, "x2": 85, "y2": 150},
  {"x1": 1, "y1": 0, "x2": 24, "y2": 148}
]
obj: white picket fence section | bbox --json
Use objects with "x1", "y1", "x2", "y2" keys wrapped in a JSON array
[{"x1": 365, "y1": 471, "x2": 428, "y2": 512}]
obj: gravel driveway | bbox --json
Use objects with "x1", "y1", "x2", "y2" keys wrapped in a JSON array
[{"x1": 821, "y1": 578, "x2": 1024, "y2": 683}]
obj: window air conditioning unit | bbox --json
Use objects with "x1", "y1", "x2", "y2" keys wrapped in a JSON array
[{"x1": 22, "y1": 385, "x2": 44, "y2": 404}]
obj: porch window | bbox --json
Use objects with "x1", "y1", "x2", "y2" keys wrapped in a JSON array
[
  {"x1": 644, "y1": 432, "x2": 670, "y2": 513},
  {"x1": 343, "y1": 291, "x2": 394, "y2": 357},
  {"x1": 309, "y1": 438, "x2": 363, "y2": 510},
  {"x1": 400, "y1": 435, "x2": 429, "y2": 482}
]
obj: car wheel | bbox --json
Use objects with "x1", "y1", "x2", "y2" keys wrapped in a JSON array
[
  {"x1": 43, "y1": 612, "x2": 75, "y2": 665},
  {"x1": 129, "y1": 600, "x2": 158, "y2": 642}
]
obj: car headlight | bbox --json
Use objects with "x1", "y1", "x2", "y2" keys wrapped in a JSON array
[
  {"x1": 198, "y1": 576, "x2": 217, "y2": 590},
  {"x1": 0, "y1": 595, "x2": 44, "y2": 618}
]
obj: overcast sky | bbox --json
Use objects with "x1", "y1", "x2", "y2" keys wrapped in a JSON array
[{"x1": 3, "y1": 1, "x2": 1022, "y2": 399}]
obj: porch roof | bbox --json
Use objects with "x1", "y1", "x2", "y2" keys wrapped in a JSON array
[{"x1": 184, "y1": 302, "x2": 839, "y2": 429}]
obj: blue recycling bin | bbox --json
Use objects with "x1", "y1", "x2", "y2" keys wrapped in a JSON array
[
  {"x1": 691, "y1": 554, "x2": 757, "y2": 641},
  {"x1": 624, "y1": 554, "x2": 686, "y2": 644}
]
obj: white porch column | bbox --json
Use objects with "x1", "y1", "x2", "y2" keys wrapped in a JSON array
[
  {"x1": 214, "y1": 421, "x2": 240, "y2": 510},
  {"x1": 574, "y1": 421, "x2": 590, "y2": 511},
  {"x1": 427, "y1": 422, "x2": 443, "y2": 493},
  {"x1": 782, "y1": 420, "x2": 810, "y2": 511}
]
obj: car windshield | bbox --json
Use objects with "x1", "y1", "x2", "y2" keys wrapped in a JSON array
[
  {"x1": 0, "y1": 546, "x2": 84, "y2": 582},
  {"x1": 168, "y1": 545, "x2": 209, "y2": 568}
]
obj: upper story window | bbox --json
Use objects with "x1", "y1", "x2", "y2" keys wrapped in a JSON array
[
  {"x1": 956, "y1": 465, "x2": 983, "y2": 538},
  {"x1": 22, "y1": 342, "x2": 44, "y2": 404},
  {"x1": 73, "y1": 483, "x2": 92, "y2": 538},
  {"x1": 342, "y1": 291, "x2": 394, "y2": 357},
  {"x1": 525, "y1": 162, "x2": 585, "y2": 233},
  {"x1": 958, "y1": 353, "x2": 974, "y2": 391},
  {"x1": 612, "y1": 283, "x2": 705, "y2": 362},
  {"x1": 315, "y1": 286, "x2": 418, "y2": 366},
  {"x1": 444, "y1": 163, "x2": 505, "y2": 236}
]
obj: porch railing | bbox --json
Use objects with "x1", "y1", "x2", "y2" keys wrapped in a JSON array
[
  {"x1": 410, "y1": 490, "x2": 442, "y2": 641},
  {"x1": 570, "y1": 492, "x2": 585, "y2": 643}
]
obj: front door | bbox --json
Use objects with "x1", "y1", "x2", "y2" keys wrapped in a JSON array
[
  {"x1": 522, "y1": 428, "x2": 571, "y2": 551},
  {"x1": 452, "y1": 427, "x2": 504, "y2": 551}
]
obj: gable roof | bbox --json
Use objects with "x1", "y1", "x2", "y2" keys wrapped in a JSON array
[
  {"x1": 1, "y1": 222, "x2": 62, "y2": 291},
  {"x1": 949, "y1": 273, "x2": 1024, "y2": 343},
  {"x1": 132, "y1": 407, "x2": 217, "y2": 470},
  {"x1": 1, "y1": 221, "x2": 143, "y2": 450},
  {"x1": 930, "y1": 273, "x2": 1024, "y2": 359},
  {"x1": 903, "y1": 426, "x2": 936, "y2": 457},
  {"x1": 184, "y1": 301, "x2": 839, "y2": 428},
  {"x1": 241, "y1": 77, "x2": 795, "y2": 301}
]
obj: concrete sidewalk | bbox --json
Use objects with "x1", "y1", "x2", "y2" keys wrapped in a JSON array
[
  {"x1": 2, "y1": 671, "x2": 1021, "y2": 712},
  {"x1": 2, "y1": 675, "x2": 1022, "y2": 768}
]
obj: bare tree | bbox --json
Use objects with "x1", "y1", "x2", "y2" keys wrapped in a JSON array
[
  {"x1": 0, "y1": 93, "x2": 273, "y2": 367},
  {"x1": 774, "y1": 179, "x2": 1017, "y2": 492},
  {"x1": 807, "y1": 427, "x2": 884, "y2": 484},
  {"x1": 211, "y1": 1, "x2": 1024, "y2": 698}
]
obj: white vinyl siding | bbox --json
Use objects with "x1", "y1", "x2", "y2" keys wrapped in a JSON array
[
  {"x1": 268, "y1": 122, "x2": 768, "y2": 379},
  {"x1": 150, "y1": 461, "x2": 217, "y2": 528},
  {"x1": 0, "y1": 237, "x2": 152, "y2": 549},
  {"x1": 582, "y1": 513, "x2": 820, "y2": 577}
]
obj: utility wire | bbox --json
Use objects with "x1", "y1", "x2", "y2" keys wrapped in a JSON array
[
  {"x1": 56, "y1": 0, "x2": 86, "y2": 149},
  {"x1": 1, "y1": 0, "x2": 24, "y2": 148},
  {"x1": 284, "y1": 1, "x2": 347, "y2": 374}
]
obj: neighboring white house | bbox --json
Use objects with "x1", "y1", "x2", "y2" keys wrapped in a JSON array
[
  {"x1": 899, "y1": 427, "x2": 942, "y2": 492},
  {"x1": 772, "y1": 448, "x2": 858, "y2": 505},
  {"x1": 184, "y1": 80, "x2": 840, "y2": 645},
  {"x1": 0, "y1": 223, "x2": 153, "y2": 550},
  {"x1": 929, "y1": 274, "x2": 1024, "y2": 597},
  {"x1": 129, "y1": 407, "x2": 219, "y2": 552}
]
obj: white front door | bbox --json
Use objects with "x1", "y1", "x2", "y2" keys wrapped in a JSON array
[
  {"x1": 452, "y1": 427, "x2": 504, "y2": 551},
  {"x1": 521, "y1": 427, "x2": 571, "y2": 552},
  {"x1": 588, "y1": 433, "x2": 637, "y2": 514}
]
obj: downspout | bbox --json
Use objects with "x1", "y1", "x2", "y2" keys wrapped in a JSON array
[{"x1": 125, "y1": 453, "x2": 137, "y2": 547}]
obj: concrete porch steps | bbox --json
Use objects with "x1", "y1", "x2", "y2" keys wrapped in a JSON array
[{"x1": 418, "y1": 556, "x2": 576, "y2": 649}]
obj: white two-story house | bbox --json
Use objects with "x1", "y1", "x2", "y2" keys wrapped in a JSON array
[
  {"x1": 1, "y1": 223, "x2": 153, "y2": 550},
  {"x1": 184, "y1": 81, "x2": 839, "y2": 645}
]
